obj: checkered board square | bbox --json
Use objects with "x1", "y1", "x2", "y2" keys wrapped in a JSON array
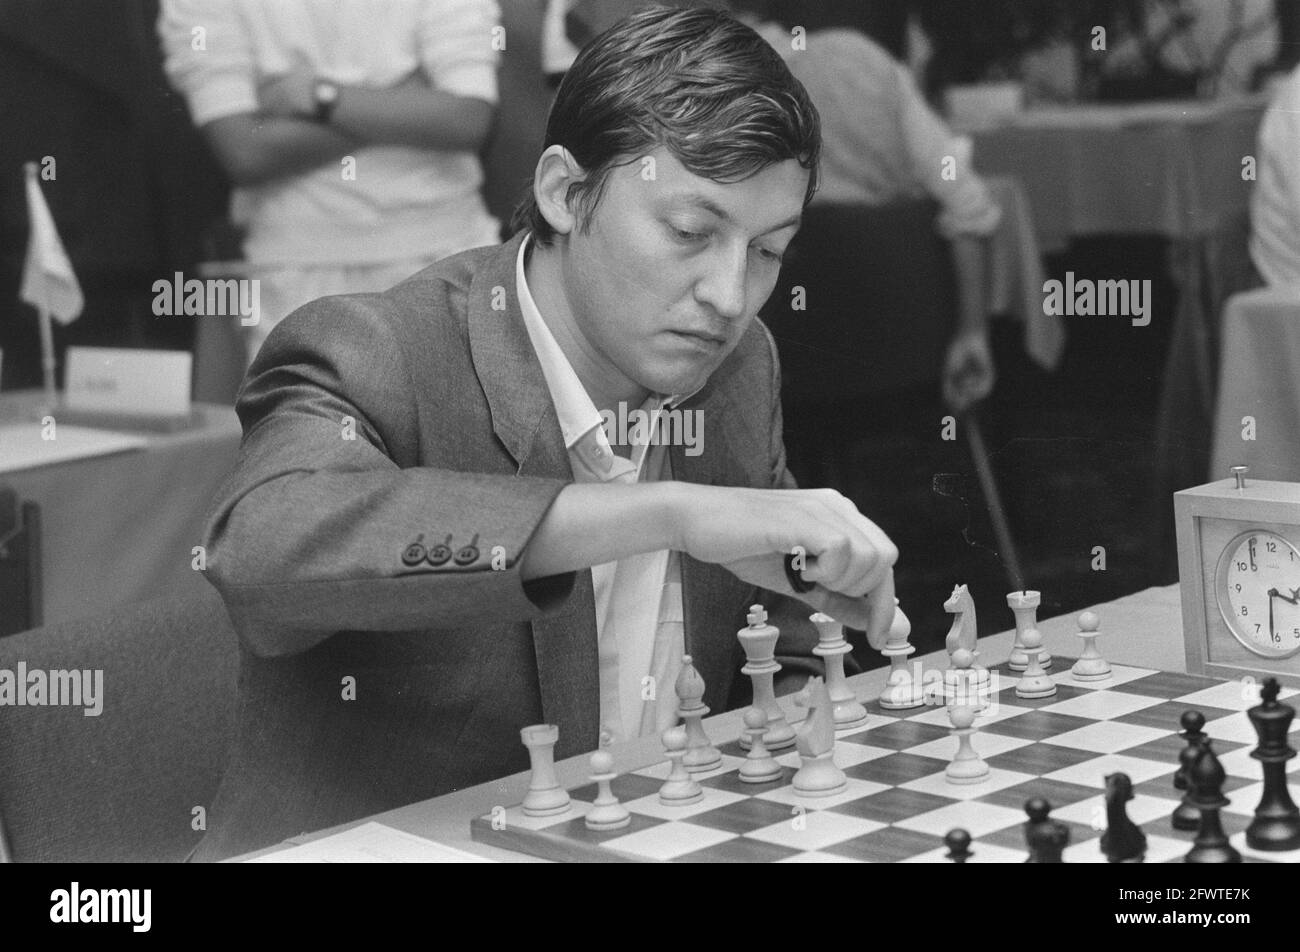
[{"x1": 468, "y1": 659, "x2": 1300, "y2": 863}]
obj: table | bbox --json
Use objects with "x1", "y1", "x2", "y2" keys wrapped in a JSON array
[
  {"x1": 0, "y1": 390, "x2": 241, "y2": 628},
  {"x1": 963, "y1": 98, "x2": 1266, "y2": 255},
  {"x1": 239, "y1": 584, "x2": 1188, "y2": 862}
]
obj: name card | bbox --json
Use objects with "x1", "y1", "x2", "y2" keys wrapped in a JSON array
[{"x1": 64, "y1": 347, "x2": 192, "y2": 419}]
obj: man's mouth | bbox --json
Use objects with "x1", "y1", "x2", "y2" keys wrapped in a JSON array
[{"x1": 669, "y1": 329, "x2": 727, "y2": 346}]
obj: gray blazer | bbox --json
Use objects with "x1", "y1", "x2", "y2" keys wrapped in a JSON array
[{"x1": 196, "y1": 229, "x2": 834, "y2": 860}]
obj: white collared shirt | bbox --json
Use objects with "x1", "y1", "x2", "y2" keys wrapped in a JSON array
[{"x1": 515, "y1": 236, "x2": 688, "y2": 742}]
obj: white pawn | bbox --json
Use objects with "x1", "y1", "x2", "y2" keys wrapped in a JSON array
[
  {"x1": 946, "y1": 705, "x2": 990, "y2": 784},
  {"x1": 584, "y1": 749, "x2": 631, "y2": 831},
  {"x1": 1015, "y1": 628, "x2": 1057, "y2": 699},
  {"x1": 658, "y1": 725, "x2": 703, "y2": 806},
  {"x1": 738, "y1": 707, "x2": 783, "y2": 784},
  {"x1": 1071, "y1": 611, "x2": 1112, "y2": 681},
  {"x1": 947, "y1": 648, "x2": 988, "y2": 712}
]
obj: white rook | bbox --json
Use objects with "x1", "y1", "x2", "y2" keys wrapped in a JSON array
[
  {"x1": 1007, "y1": 590, "x2": 1052, "y2": 671},
  {"x1": 520, "y1": 723, "x2": 570, "y2": 817}
]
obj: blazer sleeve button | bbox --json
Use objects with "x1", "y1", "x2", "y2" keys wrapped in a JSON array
[
  {"x1": 401, "y1": 537, "x2": 427, "y2": 566},
  {"x1": 427, "y1": 534, "x2": 454, "y2": 566},
  {"x1": 453, "y1": 533, "x2": 481, "y2": 566}
]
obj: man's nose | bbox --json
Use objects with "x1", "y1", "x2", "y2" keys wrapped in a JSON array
[{"x1": 694, "y1": 243, "x2": 748, "y2": 325}]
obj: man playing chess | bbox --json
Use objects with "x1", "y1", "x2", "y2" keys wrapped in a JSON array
[{"x1": 196, "y1": 5, "x2": 898, "y2": 860}]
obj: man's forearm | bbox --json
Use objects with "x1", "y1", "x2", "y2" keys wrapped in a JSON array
[
  {"x1": 519, "y1": 481, "x2": 683, "y2": 580},
  {"x1": 951, "y1": 234, "x2": 992, "y2": 333},
  {"x1": 202, "y1": 114, "x2": 356, "y2": 186},
  {"x1": 331, "y1": 86, "x2": 494, "y2": 151}
]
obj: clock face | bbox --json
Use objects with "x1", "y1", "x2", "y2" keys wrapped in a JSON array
[{"x1": 1217, "y1": 530, "x2": 1300, "y2": 659}]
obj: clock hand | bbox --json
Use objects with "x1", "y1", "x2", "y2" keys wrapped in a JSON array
[
  {"x1": 1274, "y1": 587, "x2": 1300, "y2": 606},
  {"x1": 1270, "y1": 591, "x2": 1275, "y2": 641},
  {"x1": 1250, "y1": 538, "x2": 1258, "y2": 571}
]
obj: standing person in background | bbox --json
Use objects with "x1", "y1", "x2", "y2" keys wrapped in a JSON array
[
  {"x1": 729, "y1": 0, "x2": 1004, "y2": 413},
  {"x1": 1251, "y1": 62, "x2": 1300, "y2": 292},
  {"x1": 158, "y1": 0, "x2": 503, "y2": 365}
]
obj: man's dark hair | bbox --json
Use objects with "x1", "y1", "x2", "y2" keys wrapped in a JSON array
[{"x1": 510, "y1": 4, "x2": 821, "y2": 245}]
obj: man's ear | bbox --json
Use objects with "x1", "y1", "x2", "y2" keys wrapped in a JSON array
[{"x1": 533, "y1": 145, "x2": 587, "y2": 238}]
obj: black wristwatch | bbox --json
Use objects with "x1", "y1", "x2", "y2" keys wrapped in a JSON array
[{"x1": 311, "y1": 79, "x2": 340, "y2": 123}]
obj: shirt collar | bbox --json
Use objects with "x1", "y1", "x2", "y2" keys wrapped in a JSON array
[{"x1": 514, "y1": 234, "x2": 701, "y2": 450}]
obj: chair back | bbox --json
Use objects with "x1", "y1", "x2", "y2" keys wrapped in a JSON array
[
  {"x1": 0, "y1": 488, "x2": 41, "y2": 637},
  {"x1": 761, "y1": 200, "x2": 959, "y2": 406},
  {"x1": 0, "y1": 586, "x2": 238, "y2": 861}
]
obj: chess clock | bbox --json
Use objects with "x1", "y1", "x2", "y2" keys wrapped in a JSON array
[{"x1": 1176, "y1": 467, "x2": 1300, "y2": 688}]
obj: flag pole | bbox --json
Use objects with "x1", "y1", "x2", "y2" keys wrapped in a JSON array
[
  {"x1": 37, "y1": 303, "x2": 56, "y2": 410},
  {"x1": 24, "y1": 162, "x2": 59, "y2": 413}
]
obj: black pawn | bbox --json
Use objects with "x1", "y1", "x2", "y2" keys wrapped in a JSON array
[
  {"x1": 1172, "y1": 709, "x2": 1206, "y2": 831},
  {"x1": 1101, "y1": 772, "x2": 1147, "y2": 863},
  {"x1": 1184, "y1": 741, "x2": 1241, "y2": 863},
  {"x1": 1024, "y1": 797, "x2": 1069, "y2": 863},
  {"x1": 945, "y1": 828, "x2": 973, "y2": 863},
  {"x1": 1245, "y1": 678, "x2": 1300, "y2": 851}
]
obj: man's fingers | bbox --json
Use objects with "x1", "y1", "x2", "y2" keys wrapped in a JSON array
[
  {"x1": 799, "y1": 535, "x2": 870, "y2": 593},
  {"x1": 799, "y1": 565, "x2": 895, "y2": 640},
  {"x1": 864, "y1": 570, "x2": 896, "y2": 650},
  {"x1": 794, "y1": 498, "x2": 896, "y2": 598}
]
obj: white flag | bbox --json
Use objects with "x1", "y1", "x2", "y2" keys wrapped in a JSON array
[{"x1": 20, "y1": 163, "x2": 83, "y2": 325}]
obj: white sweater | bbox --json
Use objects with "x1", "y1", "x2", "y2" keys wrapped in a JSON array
[{"x1": 158, "y1": 0, "x2": 502, "y2": 266}]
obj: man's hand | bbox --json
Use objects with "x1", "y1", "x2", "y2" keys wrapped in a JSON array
[
  {"x1": 672, "y1": 485, "x2": 898, "y2": 643},
  {"x1": 257, "y1": 58, "x2": 317, "y2": 119},
  {"x1": 942, "y1": 329, "x2": 995, "y2": 413},
  {"x1": 520, "y1": 481, "x2": 899, "y2": 645}
]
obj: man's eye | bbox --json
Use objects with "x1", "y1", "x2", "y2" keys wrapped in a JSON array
[
  {"x1": 671, "y1": 226, "x2": 706, "y2": 242},
  {"x1": 754, "y1": 246, "x2": 783, "y2": 264}
]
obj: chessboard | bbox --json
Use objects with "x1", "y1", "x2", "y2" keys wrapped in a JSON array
[{"x1": 469, "y1": 658, "x2": 1300, "y2": 862}]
